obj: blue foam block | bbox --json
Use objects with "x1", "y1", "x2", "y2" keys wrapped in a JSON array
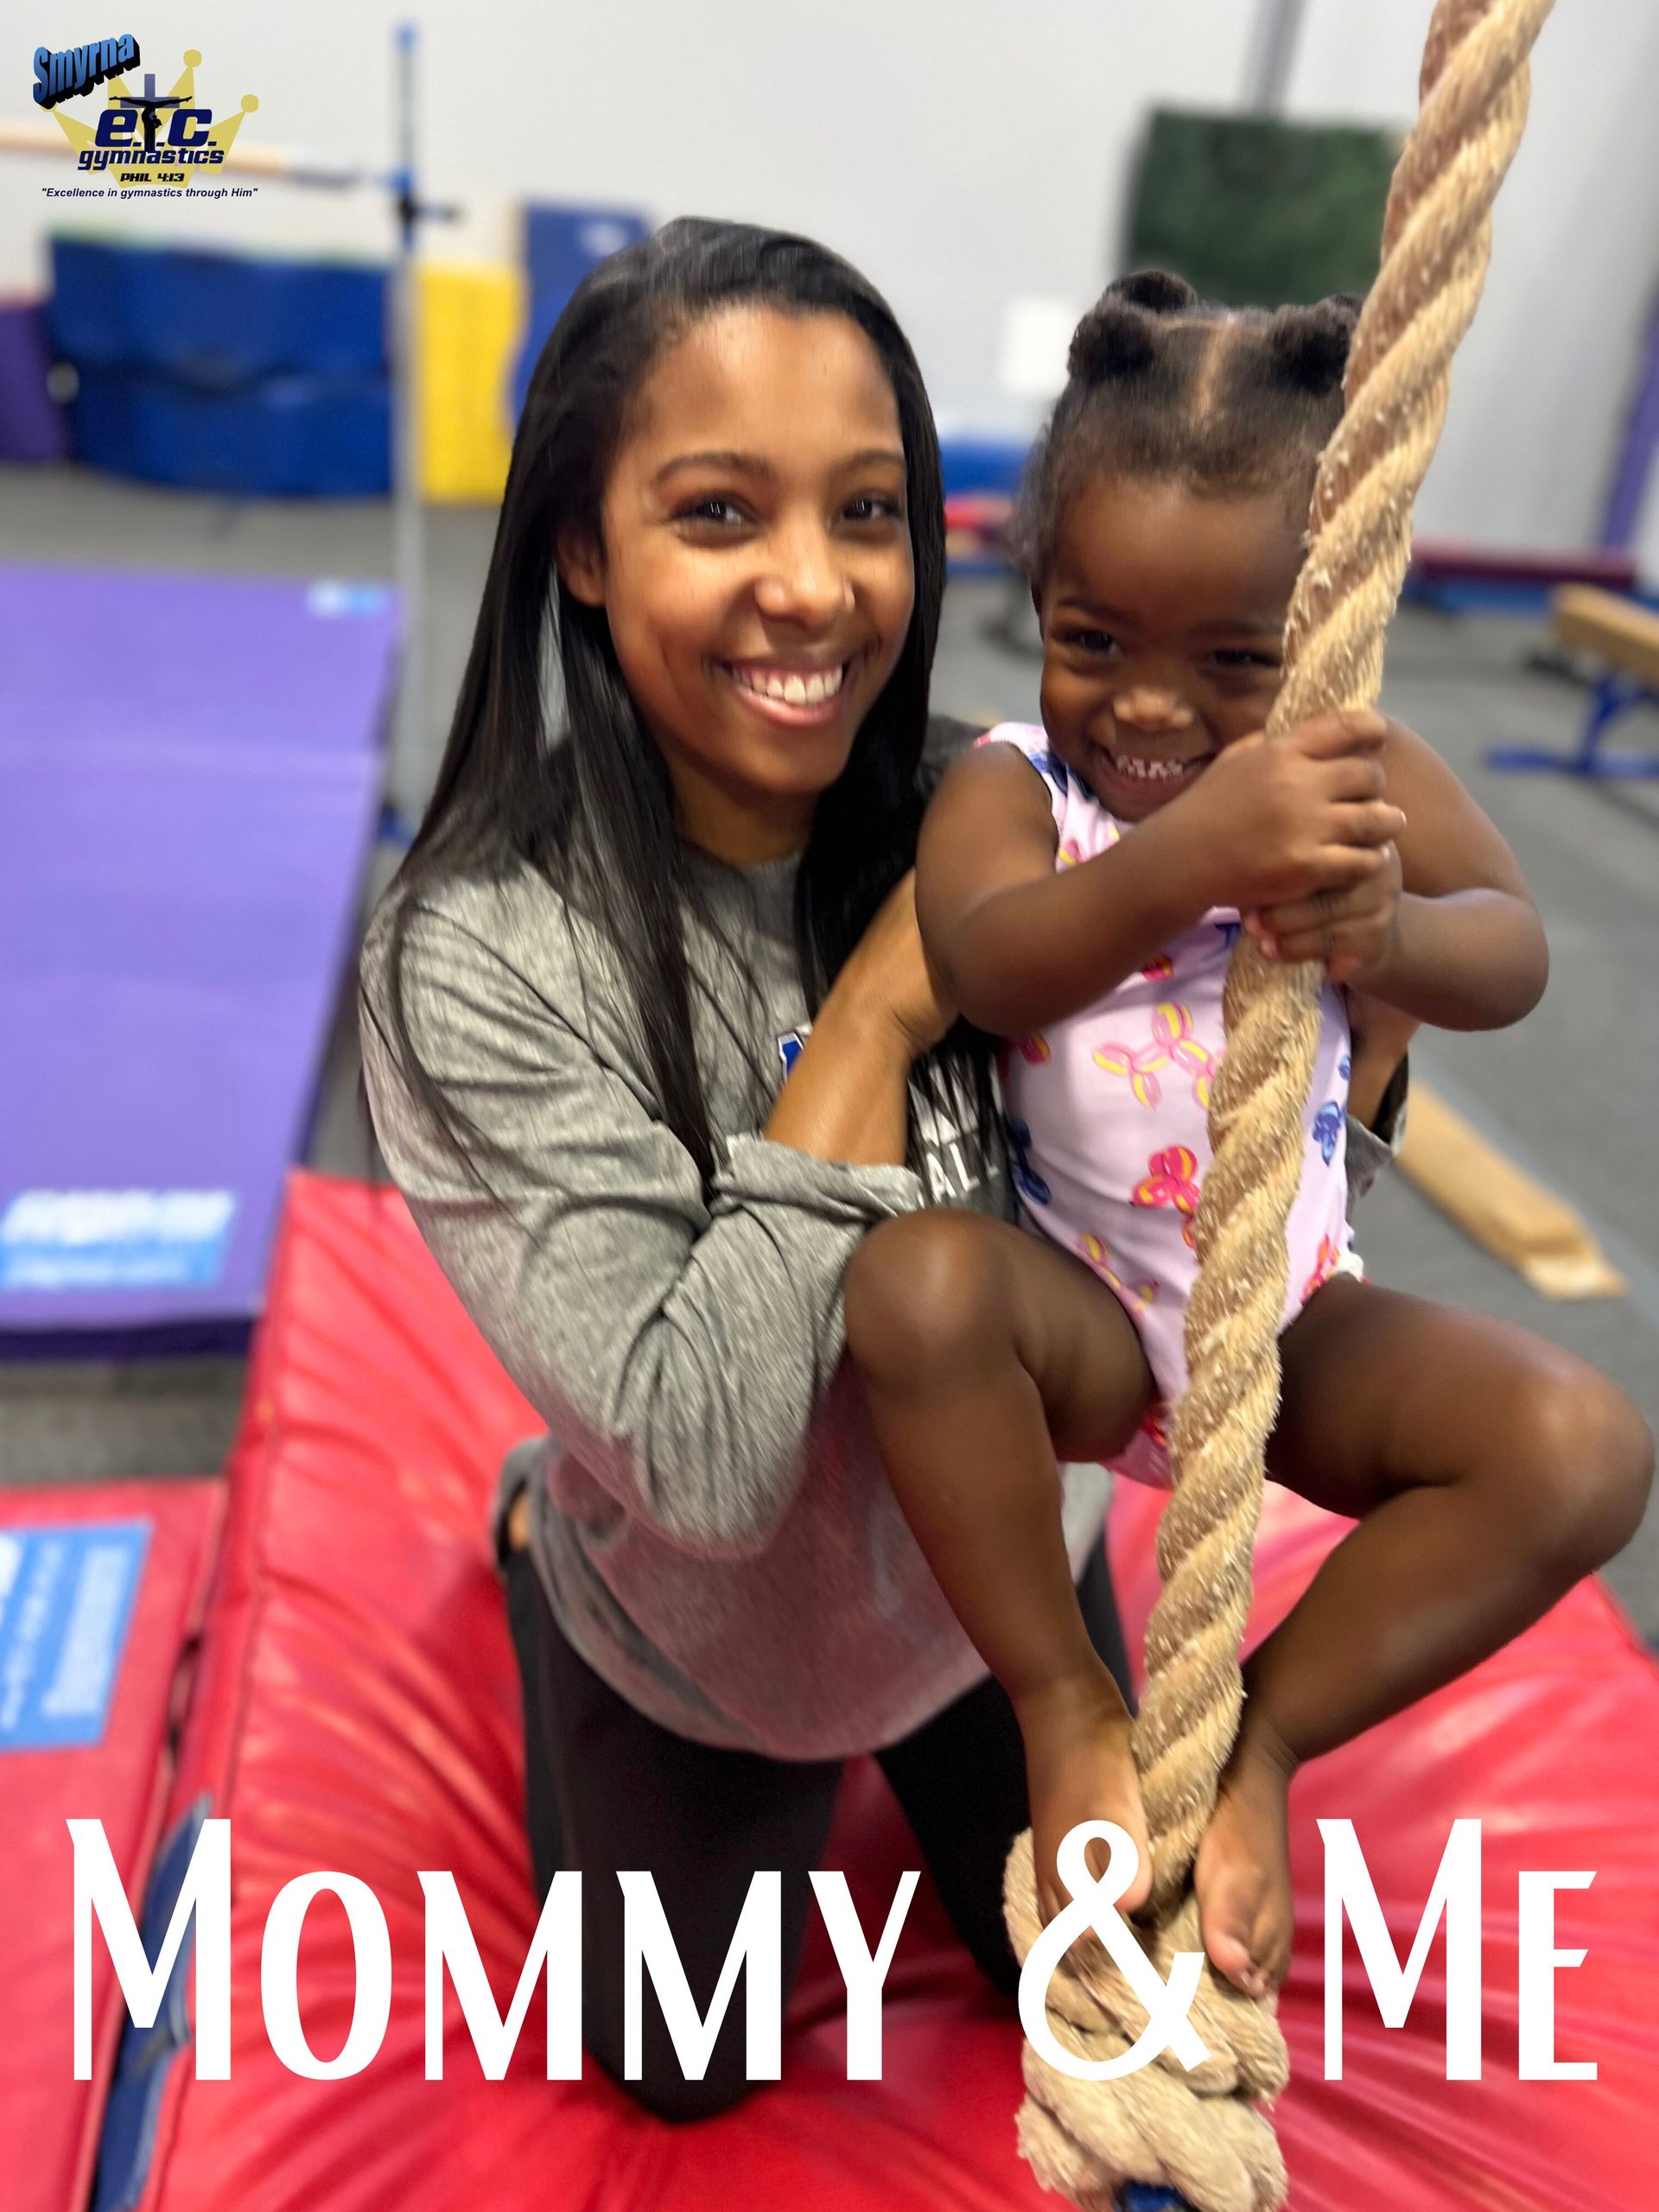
[
  {"x1": 939, "y1": 434, "x2": 1030, "y2": 499},
  {"x1": 52, "y1": 237, "x2": 387, "y2": 385},
  {"x1": 512, "y1": 202, "x2": 651, "y2": 419},
  {"x1": 72, "y1": 363, "x2": 391, "y2": 497}
]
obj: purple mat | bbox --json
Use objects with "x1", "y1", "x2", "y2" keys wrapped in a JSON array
[
  {"x1": 0, "y1": 302, "x2": 68, "y2": 464},
  {"x1": 0, "y1": 566, "x2": 395, "y2": 757},
  {"x1": 0, "y1": 565, "x2": 397, "y2": 1346}
]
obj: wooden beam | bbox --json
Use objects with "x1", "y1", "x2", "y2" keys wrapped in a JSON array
[
  {"x1": 1553, "y1": 585, "x2": 1659, "y2": 692},
  {"x1": 1395, "y1": 1081, "x2": 1625, "y2": 1300}
]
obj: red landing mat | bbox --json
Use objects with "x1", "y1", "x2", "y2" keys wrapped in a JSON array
[
  {"x1": 2, "y1": 1478, "x2": 222, "y2": 2212},
  {"x1": 104, "y1": 1172, "x2": 1659, "y2": 2212},
  {"x1": 1110, "y1": 1484, "x2": 1659, "y2": 2211}
]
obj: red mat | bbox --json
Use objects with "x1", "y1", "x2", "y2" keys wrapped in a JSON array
[
  {"x1": 1110, "y1": 1484, "x2": 1659, "y2": 2209},
  {"x1": 1, "y1": 1478, "x2": 222, "y2": 2212},
  {"x1": 107, "y1": 1172, "x2": 1659, "y2": 2211},
  {"x1": 1408, "y1": 538, "x2": 1640, "y2": 592}
]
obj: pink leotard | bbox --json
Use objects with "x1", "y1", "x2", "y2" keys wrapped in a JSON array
[{"x1": 982, "y1": 724, "x2": 1359, "y2": 1489}]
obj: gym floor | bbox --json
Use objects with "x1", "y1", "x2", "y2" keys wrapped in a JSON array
[{"x1": 3, "y1": 463, "x2": 1657, "y2": 1648}]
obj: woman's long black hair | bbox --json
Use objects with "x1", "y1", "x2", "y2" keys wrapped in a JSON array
[{"x1": 372, "y1": 216, "x2": 995, "y2": 1187}]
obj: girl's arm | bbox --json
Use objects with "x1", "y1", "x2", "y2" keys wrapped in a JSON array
[
  {"x1": 918, "y1": 724, "x2": 1405, "y2": 1036},
  {"x1": 1255, "y1": 722, "x2": 1548, "y2": 1031},
  {"x1": 914, "y1": 745, "x2": 1217, "y2": 1035}
]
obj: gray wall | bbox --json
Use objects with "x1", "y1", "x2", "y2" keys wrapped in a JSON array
[{"x1": 7, "y1": 0, "x2": 1656, "y2": 554}]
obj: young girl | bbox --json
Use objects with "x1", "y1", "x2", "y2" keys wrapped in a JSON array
[
  {"x1": 844, "y1": 270, "x2": 1654, "y2": 1999},
  {"x1": 358, "y1": 219, "x2": 1135, "y2": 2116}
]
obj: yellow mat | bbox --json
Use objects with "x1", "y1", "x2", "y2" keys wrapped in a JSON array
[{"x1": 417, "y1": 262, "x2": 525, "y2": 504}]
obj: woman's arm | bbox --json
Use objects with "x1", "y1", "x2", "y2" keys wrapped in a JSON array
[
  {"x1": 1345, "y1": 991, "x2": 1419, "y2": 1130},
  {"x1": 1254, "y1": 722, "x2": 1548, "y2": 1031},
  {"x1": 761, "y1": 994, "x2": 913, "y2": 1163},
  {"x1": 359, "y1": 890, "x2": 932, "y2": 1563},
  {"x1": 765, "y1": 869, "x2": 952, "y2": 1167}
]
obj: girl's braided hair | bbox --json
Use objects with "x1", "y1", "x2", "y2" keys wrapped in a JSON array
[{"x1": 1009, "y1": 269, "x2": 1361, "y2": 579}]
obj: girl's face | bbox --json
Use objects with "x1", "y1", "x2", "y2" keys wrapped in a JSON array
[
  {"x1": 1035, "y1": 474, "x2": 1306, "y2": 823},
  {"x1": 561, "y1": 304, "x2": 916, "y2": 864}
]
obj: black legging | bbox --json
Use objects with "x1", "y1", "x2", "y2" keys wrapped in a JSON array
[{"x1": 503, "y1": 1538, "x2": 1133, "y2": 2120}]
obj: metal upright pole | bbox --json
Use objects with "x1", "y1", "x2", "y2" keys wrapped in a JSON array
[
  {"x1": 390, "y1": 21, "x2": 424, "y2": 807},
  {"x1": 1240, "y1": 0, "x2": 1308, "y2": 114}
]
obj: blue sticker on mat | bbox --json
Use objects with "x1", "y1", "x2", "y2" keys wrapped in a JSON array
[
  {"x1": 0, "y1": 1189, "x2": 237, "y2": 1292},
  {"x1": 0, "y1": 1522, "x2": 150, "y2": 1750},
  {"x1": 307, "y1": 579, "x2": 393, "y2": 619}
]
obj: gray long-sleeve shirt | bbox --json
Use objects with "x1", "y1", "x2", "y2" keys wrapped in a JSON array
[{"x1": 359, "y1": 846, "x2": 1111, "y2": 1760}]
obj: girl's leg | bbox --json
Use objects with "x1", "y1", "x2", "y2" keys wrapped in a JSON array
[
  {"x1": 875, "y1": 1542, "x2": 1137, "y2": 1993},
  {"x1": 844, "y1": 1209, "x2": 1159, "y2": 1920},
  {"x1": 1192, "y1": 1274, "x2": 1653, "y2": 1998},
  {"x1": 502, "y1": 1542, "x2": 842, "y2": 2118}
]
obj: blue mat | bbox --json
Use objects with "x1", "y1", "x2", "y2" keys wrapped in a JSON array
[
  {"x1": 72, "y1": 365, "x2": 391, "y2": 498},
  {"x1": 50, "y1": 238, "x2": 391, "y2": 495},
  {"x1": 512, "y1": 203, "x2": 651, "y2": 421},
  {"x1": 51, "y1": 238, "x2": 387, "y2": 385}
]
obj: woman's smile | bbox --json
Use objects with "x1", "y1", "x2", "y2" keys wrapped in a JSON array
[{"x1": 716, "y1": 651, "x2": 863, "y2": 728}]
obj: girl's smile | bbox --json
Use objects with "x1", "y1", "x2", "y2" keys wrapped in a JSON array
[{"x1": 1078, "y1": 727, "x2": 1217, "y2": 814}]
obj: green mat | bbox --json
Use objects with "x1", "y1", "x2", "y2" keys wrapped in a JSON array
[{"x1": 1126, "y1": 107, "x2": 1402, "y2": 307}]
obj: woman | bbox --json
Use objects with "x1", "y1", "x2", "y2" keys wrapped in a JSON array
[{"x1": 358, "y1": 218, "x2": 1128, "y2": 2118}]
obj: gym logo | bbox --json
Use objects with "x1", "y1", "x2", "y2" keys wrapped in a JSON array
[
  {"x1": 32, "y1": 40, "x2": 258, "y2": 189},
  {"x1": 31, "y1": 30, "x2": 137, "y2": 105}
]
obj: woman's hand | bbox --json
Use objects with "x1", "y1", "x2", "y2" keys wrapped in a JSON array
[
  {"x1": 1244, "y1": 836, "x2": 1403, "y2": 983},
  {"x1": 830, "y1": 868, "x2": 958, "y2": 1065},
  {"x1": 1167, "y1": 710, "x2": 1407, "y2": 917}
]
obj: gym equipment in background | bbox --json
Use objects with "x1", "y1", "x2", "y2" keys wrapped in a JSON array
[
  {"x1": 509, "y1": 203, "x2": 652, "y2": 428},
  {"x1": 0, "y1": 566, "x2": 396, "y2": 1353},
  {"x1": 0, "y1": 27, "x2": 452, "y2": 781},
  {"x1": 49, "y1": 236, "x2": 391, "y2": 498},
  {"x1": 1598, "y1": 288, "x2": 1659, "y2": 557},
  {"x1": 0, "y1": 297, "x2": 69, "y2": 460},
  {"x1": 1400, "y1": 539, "x2": 1639, "y2": 613},
  {"x1": 417, "y1": 261, "x2": 525, "y2": 502},
  {"x1": 69, "y1": 1171, "x2": 1658, "y2": 2212},
  {"x1": 0, "y1": 1479, "x2": 224, "y2": 2212},
  {"x1": 1124, "y1": 108, "x2": 1398, "y2": 310},
  {"x1": 1487, "y1": 583, "x2": 1659, "y2": 777}
]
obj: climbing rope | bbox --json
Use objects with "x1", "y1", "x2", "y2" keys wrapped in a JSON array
[{"x1": 1003, "y1": 4, "x2": 1557, "y2": 2206}]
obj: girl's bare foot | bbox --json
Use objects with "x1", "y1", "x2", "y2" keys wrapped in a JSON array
[
  {"x1": 1016, "y1": 1663, "x2": 1152, "y2": 1925},
  {"x1": 1191, "y1": 1714, "x2": 1298, "y2": 1999}
]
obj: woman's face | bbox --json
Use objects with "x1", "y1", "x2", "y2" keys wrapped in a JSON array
[{"x1": 561, "y1": 304, "x2": 917, "y2": 864}]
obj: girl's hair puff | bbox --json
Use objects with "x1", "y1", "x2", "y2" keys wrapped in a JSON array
[{"x1": 1009, "y1": 269, "x2": 1361, "y2": 580}]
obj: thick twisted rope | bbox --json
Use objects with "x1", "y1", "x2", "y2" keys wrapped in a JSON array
[{"x1": 1004, "y1": 5, "x2": 1555, "y2": 2206}]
